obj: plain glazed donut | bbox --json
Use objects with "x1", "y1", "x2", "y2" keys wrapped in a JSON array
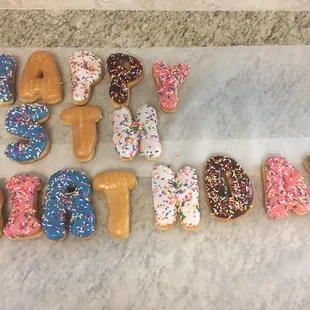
[
  {"x1": 4, "y1": 175, "x2": 43, "y2": 240},
  {"x1": 106, "y1": 53, "x2": 143, "y2": 108},
  {"x1": 264, "y1": 156, "x2": 310, "y2": 219},
  {"x1": 19, "y1": 51, "x2": 62, "y2": 104},
  {"x1": 61, "y1": 106, "x2": 102, "y2": 162},
  {"x1": 92, "y1": 170, "x2": 136, "y2": 239},
  {"x1": 42, "y1": 170, "x2": 95, "y2": 241},
  {"x1": 4, "y1": 103, "x2": 50, "y2": 164},
  {"x1": 0, "y1": 54, "x2": 16, "y2": 106},
  {"x1": 205, "y1": 155, "x2": 253, "y2": 221}
]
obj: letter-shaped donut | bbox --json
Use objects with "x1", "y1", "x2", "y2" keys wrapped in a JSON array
[
  {"x1": 264, "y1": 156, "x2": 310, "y2": 219},
  {"x1": 152, "y1": 61, "x2": 191, "y2": 113},
  {"x1": 205, "y1": 156, "x2": 253, "y2": 220},
  {"x1": 113, "y1": 105, "x2": 162, "y2": 161},
  {"x1": 19, "y1": 51, "x2": 62, "y2": 104},
  {"x1": 4, "y1": 175, "x2": 43, "y2": 239},
  {"x1": 69, "y1": 51, "x2": 102, "y2": 105},
  {"x1": 61, "y1": 106, "x2": 102, "y2": 162},
  {"x1": 92, "y1": 171, "x2": 136, "y2": 239},
  {"x1": 152, "y1": 165, "x2": 200, "y2": 230},
  {"x1": 106, "y1": 53, "x2": 143, "y2": 108},
  {"x1": 0, "y1": 54, "x2": 16, "y2": 106},
  {"x1": 42, "y1": 170, "x2": 95, "y2": 241},
  {"x1": 0, "y1": 189, "x2": 3, "y2": 237},
  {"x1": 4, "y1": 103, "x2": 50, "y2": 163}
]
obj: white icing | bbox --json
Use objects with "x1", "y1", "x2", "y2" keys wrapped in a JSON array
[
  {"x1": 176, "y1": 166, "x2": 200, "y2": 227},
  {"x1": 136, "y1": 105, "x2": 162, "y2": 159},
  {"x1": 69, "y1": 51, "x2": 102, "y2": 102},
  {"x1": 112, "y1": 107, "x2": 139, "y2": 159},
  {"x1": 152, "y1": 166, "x2": 177, "y2": 226}
]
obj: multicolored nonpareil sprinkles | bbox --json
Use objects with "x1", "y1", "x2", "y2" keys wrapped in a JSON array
[
  {"x1": 4, "y1": 103, "x2": 49, "y2": 163},
  {"x1": 205, "y1": 156, "x2": 253, "y2": 220},
  {"x1": 112, "y1": 105, "x2": 162, "y2": 160},
  {"x1": 106, "y1": 53, "x2": 143, "y2": 105},
  {"x1": 42, "y1": 170, "x2": 95, "y2": 241},
  {"x1": 176, "y1": 167, "x2": 200, "y2": 228},
  {"x1": 152, "y1": 166, "x2": 177, "y2": 228},
  {"x1": 4, "y1": 175, "x2": 43, "y2": 239},
  {"x1": 152, "y1": 166, "x2": 200, "y2": 229},
  {"x1": 136, "y1": 105, "x2": 161, "y2": 160},
  {"x1": 264, "y1": 156, "x2": 310, "y2": 219},
  {"x1": 0, "y1": 54, "x2": 16, "y2": 104},
  {"x1": 152, "y1": 61, "x2": 191, "y2": 112},
  {"x1": 113, "y1": 107, "x2": 140, "y2": 160},
  {"x1": 69, "y1": 50, "x2": 102, "y2": 103}
]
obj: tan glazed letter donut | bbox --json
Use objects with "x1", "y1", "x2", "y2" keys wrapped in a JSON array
[
  {"x1": 19, "y1": 50, "x2": 62, "y2": 104},
  {"x1": 92, "y1": 171, "x2": 136, "y2": 239},
  {"x1": 61, "y1": 106, "x2": 102, "y2": 162}
]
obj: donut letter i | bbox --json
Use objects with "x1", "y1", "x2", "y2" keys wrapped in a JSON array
[
  {"x1": 4, "y1": 103, "x2": 50, "y2": 164},
  {"x1": 4, "y1": 175, "x2": 43, "y2": 240},
  {"x1": 42, "y1": 170, "x2": 95, "y2": 241},
  {"x1": 19, "y1": 51, "x2": 62, "y2": 104},
  {"x1": 93, "y1": 171, "x2": 137, "y2": 239}
]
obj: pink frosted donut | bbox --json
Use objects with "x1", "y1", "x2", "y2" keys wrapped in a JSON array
[
  {"x1": 152, "y1": 61, "x2": 191, "y2": 113},
  {"x1": 263, "y1": 156, "x2": 310, "y2": 219}
]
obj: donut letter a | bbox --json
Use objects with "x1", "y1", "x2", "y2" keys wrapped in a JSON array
[
  {"x1": 93, "y1": 171, "x2": 136, "y2": 239},
  {"x1": 19, "y1": 51, "x2": 62, "y2": 104}
]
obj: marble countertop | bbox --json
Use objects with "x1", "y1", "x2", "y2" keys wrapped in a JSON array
[
  {"x1": 1, "y1": 47, "x2": 310, "y2": 310},
  {"x1": 1, "y1": 10, "x2": 310, "y2": 47}
]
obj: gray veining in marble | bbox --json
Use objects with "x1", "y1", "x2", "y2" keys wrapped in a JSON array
[
  {"x1": 1, "y1": 11, "x2": 310, "y2": 47},
  {"x1": 1, "y1": 47, "x2": 310, "y2": 310}
]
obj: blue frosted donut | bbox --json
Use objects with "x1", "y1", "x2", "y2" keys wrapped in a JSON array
[
  {"x1": 42, "y1": 170, "x2": 95, "y2": 241},
  {"x1": 5, "y1": 103, "x2": 49, "y2": 163},
  {"x1": 0, "y1": 54, "x2": 16, "y2": 104}
]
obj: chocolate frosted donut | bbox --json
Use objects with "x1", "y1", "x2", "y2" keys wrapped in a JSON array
[
  {"x1": 205, "y1": 155, "x2": 253, "y2": 220},
  {"x1": 106, "y1": 53, "x2": 143, "y2": 108}
]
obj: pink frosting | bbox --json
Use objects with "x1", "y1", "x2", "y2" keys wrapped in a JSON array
[
  {"x1": 152, "y1": 61, "x2": 191, "y2": 112},
  {"x1": 4, "y1": 175, "x2": 43, "y2": 239},
  {"x1": 264, "y1": 156, "x2": 310, "y2": 219}
]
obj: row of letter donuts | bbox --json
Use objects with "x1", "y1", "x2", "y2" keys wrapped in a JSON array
[
  {"x1": 0, "y1": 51, "x2": 189, "y2": 111},
  {"x1": 1, "y1": 155, "x2": 310, "y2": 241},
  {"x1": 0, "y1": 50, "x2": 189, "y2": 163}
]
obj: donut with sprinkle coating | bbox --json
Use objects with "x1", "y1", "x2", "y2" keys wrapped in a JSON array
[
  {"x1": 205, "y1": 155, "x2": 253, "y2": 220},
  {"x1": 106, "y1": 53, "x2": 143, "y2": 108}
]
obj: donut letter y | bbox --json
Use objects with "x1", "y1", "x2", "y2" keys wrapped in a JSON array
[{"x1": 152, "y1": 61, "x2": 191, "y2": 113}]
